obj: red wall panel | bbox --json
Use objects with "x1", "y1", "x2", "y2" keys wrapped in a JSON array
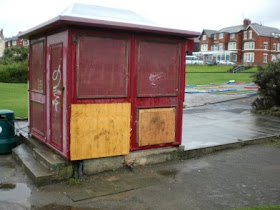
[
  {"x1": 137, "y1": 40, "x2": 179, "y2": 97},
  {"x1": 77, "y1": 35, "x2": 128, "y2": 98},
  {"x1": 30, "y1": 101, "x2": 45, "y2": 136},
  {"x1": 30, "y1": 41, "x2": 45, "y2": 93}
]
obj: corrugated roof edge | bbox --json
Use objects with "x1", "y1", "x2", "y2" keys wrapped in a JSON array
[{"x1": 18, "y1": 15, "x2": 200, "y2": 39}]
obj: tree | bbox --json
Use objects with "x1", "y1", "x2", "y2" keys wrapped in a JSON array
[
  {"x1": 252, "y1": 60, "x2": 280, "y2": 110},
  {"x1": 0, "y1": 47, "x2": 28, "y2": 65}
]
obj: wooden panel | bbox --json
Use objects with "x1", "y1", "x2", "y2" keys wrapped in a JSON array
[
  {"x1": 77, "y1": 35, "x2": 128, "y2": 98},
  {"x1": 138, "y1": 108, "x2": 175, "y2": 147},
  {"x1": 70, "y1": 103, "x2": 131, "y2": 160},
  {"x1": 137, "y1": 40, "x2": 179, "y2": 97}
]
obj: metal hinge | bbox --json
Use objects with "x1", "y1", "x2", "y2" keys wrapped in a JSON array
[{"x1": 72, "y1": 36, "x2": 78, "y2": 44}]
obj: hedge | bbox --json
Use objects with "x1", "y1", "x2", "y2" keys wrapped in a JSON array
[{"x1": 0, "y1": 61, "x2": 28, "y2": 83}]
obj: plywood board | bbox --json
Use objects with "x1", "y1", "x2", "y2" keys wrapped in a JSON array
[
  {"x1": 138, "y1": 108, "x2": 175, "y2": 147},
  {"x1": 70, "y1": 103, "x2": 130, "y2": 160}
]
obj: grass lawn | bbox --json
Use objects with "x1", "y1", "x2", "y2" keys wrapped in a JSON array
[
  {"x1": 186, "y1": 65, "x2": 232, "y2": 72},
  {"x1": 236, "y1": 205, "x2": 280, "y2": 210},
  {"x1": 186, "y1": 65, "x2": 256, "y2": 85},
  {"x1": 0, "y1": 82, "x2": 28, "y2": 118}
]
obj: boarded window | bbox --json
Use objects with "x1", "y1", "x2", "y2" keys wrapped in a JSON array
[
  {"x1": 30, "y1": 101, "x2": 45, "y2": 136},
  {"x1": 138, "y1": 107, "x2": 176, "y2": 146},
  {"x1": 137, "y1": 40, "x2": 179, "y2": 97},
  {"x1": 30, "y1": 41, "x2": 45, "y2": 93},
  {"x1": 77, "y1": 35, "x2": 128, "y2": 98}
]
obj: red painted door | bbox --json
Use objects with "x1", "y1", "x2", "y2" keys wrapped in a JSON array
[
  {"x1": 49, "y1": 43, "x2": 63, "y2": 151},
  {"x1": 29, "y1": 38, "x2": 46, "y2": 142}
]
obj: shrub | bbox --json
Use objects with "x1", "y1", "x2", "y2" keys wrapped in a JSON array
[
  {"x1": 0, "y1": 61, "x2": 28, "y2": 83},
  {"x1": 252, "y1": 61, "x2": 280, "y2": 110}
]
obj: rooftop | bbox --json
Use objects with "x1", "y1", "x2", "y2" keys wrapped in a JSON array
[
  {"x1": 19, "y1": 3, "x2": 199, "y2": 39},
  {"x1": 200, "y1": 19, "x2": 280, "y2": 38}
]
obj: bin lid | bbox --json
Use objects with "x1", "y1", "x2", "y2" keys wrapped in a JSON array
[{"x1": 0, "y1": 110, "x2": 14, "y2": 115}]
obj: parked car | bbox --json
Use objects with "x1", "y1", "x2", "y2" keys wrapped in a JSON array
[
  {"x1": 217, "y1": 60, "x2": 235, "y2": 65},
  {"x1": 185, "y1": 56, "x2": 203, "y2": 65}
]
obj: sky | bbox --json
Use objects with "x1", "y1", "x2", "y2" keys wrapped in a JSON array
[{"x1": 0, "y1": 0, "x2": 280, "y2": 38}]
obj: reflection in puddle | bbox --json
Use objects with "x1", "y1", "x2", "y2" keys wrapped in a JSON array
[{"x1": 0, "y1": 183, "x2": 31, "y2": 209}]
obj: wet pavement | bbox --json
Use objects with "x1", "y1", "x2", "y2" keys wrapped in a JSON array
[
  {"x1": 1, "y1": 94, "x2": 280, "y2": 209},
  {"x1": 182, "y1": 95, "x2": 280, "y2": 150},
  {"x1": 1, "y1": 142, "x2": 280, "y2": 209}
]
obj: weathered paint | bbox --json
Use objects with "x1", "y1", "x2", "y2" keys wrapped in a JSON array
[
  {"x1": 138, "y1": 108, "x2": 176, "y2": 146},
  {"x1": 46, "y1": 31, "x2": 69, "y2": 157},
  {"x1": 77, "y1": 34, "x2": 128, "y2": 98},
  {"x1": 29, "y1": 38, "x2": 46, "y2": 140},
  {"x1": 70, "y1": 103, "x2": 131, "y2": 160},
  {"x1": 28, "y1": 27, "x2": 188, "y2": 160},
  {"x1": 49, "y1": 43, "x2": 63, "y2": 151}
]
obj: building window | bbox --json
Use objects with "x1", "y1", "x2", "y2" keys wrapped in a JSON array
[
  {"x1": 243, "y1": 31, "x2": 247, "y2": 40},
  {"x1": 230, "y1": 33, "x2": 235, "y2": 39},
  {"x1": 244, "y1": 42, "x2": 255, "y2": 50},
  {"x1": 232, "y1": 54, "x2": 237, "y2": 62},
  {"x1": 219, "y1": 33, "x2": 223, "y2": 39},
  {"x1": 211, "y1": 44, "x2": 218, "y2": 51},
  {"x1": 273, "y1": 43, "x2": 277, "y2": 51},
  {"x1": 23, "y1": 40, "x2": 29, "y2": 46},
  {"x1": 202, "y1": 35, "x2": 206, "y2": 40},
  {"x1": 264, "y1": 42, "x2": 268, "y2": 50},
  {"x1": 244, "y1": 53, "x2": 254, "y2": 62},
  {"x1": 278, "y1": 43, "x2": 280, "y2": 51},
  {"x1": 7, "y1": 42, "x2": 11, "y2": 47},
  {"x1": 271, "y1": 55, "x2": 277, "y2": 62},
  {"x1": 248, "y1": 30, "x2": 253, "y2": 39},
  {"x1": 228, "y1": 42, "x2": 236, "y2": 50},
  {"x1": 214, "y1": 34, "x2": 217, "y2": 40},
  {"x1": 12, "y1": 40, "x2": 17, "y2": 46},
  {"x1": 263, "y1": 54, "x2": 268, "y2": 63},
  {"x1": 201, "y1": 44, "x2": 208, "y2": 51},
  {"x1": 218, "y1": 43, "x2": 223, "y2": 51}
]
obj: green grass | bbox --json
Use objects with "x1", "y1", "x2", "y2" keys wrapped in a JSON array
[
  {"x1": 0, "y1": 82, "x2": 28, "y2": 118},
  {"x1": 186, "y1": 72, "x2": 254, "y2": 85},
  {"x1": 235, "y1": 205, "x2": 280, "y2": 210},
  {"x1": 186, "y1": 65, "x2": 231, "y2": 72},
  {"x1": 242, "y1": 66, "x2": 258, "y2": 72},
  {"x1": 185, "y1": 65, "x2": 255, "y2": 85}
]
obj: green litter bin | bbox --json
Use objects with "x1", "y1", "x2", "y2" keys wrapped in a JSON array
[{"x1": 0, "y1": 110, "x2": 16, "y2": 154}]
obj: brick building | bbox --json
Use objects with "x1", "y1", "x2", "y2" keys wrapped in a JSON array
[
  {"x1": 5, "y1": 36, "x2": 29, "y2": 49},
  {"x1": 195, "y1": 19, "x2": 280, "y2": 65}
]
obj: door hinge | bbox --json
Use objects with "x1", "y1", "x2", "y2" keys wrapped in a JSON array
[{"x1": 72, "y1": 36, "x2": 78, "y2": 45}]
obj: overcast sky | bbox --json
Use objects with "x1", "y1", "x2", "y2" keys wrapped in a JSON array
[{"x1": 0, "y1": 0, "x2": 280, "y2": 38}]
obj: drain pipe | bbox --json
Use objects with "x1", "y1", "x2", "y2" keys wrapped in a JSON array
[{"x1": 73, "y1": 160, "x2": 83, "y2": 179}]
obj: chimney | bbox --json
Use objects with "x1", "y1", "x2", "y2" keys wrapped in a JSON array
[{"x1": 243, "y1": 19, "x2": 251, "y2": 27}]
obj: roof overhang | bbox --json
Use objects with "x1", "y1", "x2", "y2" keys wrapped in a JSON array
[{"x1": 18, "y1": 15, "x2": 200, "y2": 39}]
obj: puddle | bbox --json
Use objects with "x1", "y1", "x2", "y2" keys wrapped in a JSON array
[{"x1": 0, "y1": 183, "x2": 31, "y2": 208}]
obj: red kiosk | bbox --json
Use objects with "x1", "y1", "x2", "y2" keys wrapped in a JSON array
[{"x1": 20, "y1": 4, "x2": 199, "y2": 161}]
